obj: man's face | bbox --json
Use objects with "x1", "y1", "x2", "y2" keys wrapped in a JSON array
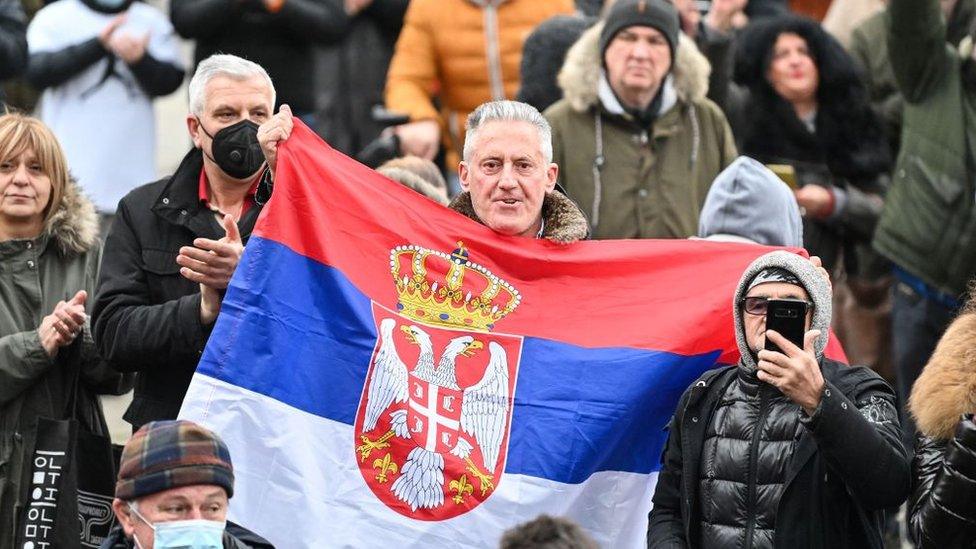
[
  {"x1": 113, "y1": 484, "x2": 229, "y2": 549},
  {"x1": 603, "y1": 26, "x2": 672, "y2": 108},
  {"x1": 458, "y1": 120, "x2": 557, "y2": 238},
  {"x1": 187, "y1": 75, "x2": 273, "y2": 180},
  {"x1": 742, "y1": 281, "x2": 813, "y2": 354}
]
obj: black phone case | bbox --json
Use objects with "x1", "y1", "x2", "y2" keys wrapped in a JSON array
[{"x1": 764, "y1": 300, "x2": 807, "y2": 354}]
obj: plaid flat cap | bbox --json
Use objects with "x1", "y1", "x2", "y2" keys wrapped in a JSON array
[{"x1": 115, "y1": 420, "x2": 234, "y2": 500}]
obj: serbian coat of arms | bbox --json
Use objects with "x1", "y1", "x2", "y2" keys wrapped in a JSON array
[{"x1": 354, "y1": 242, "x2": 523, "y2": 520}]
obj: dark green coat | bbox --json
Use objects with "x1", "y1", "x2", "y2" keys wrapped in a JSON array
[
  {"x1": 872, "y1": 0, "x2": 976, "y2": 297},
  {"x1": 0, "y1": 180, "x2": 129, "y2": 548},
  {"x1": 545, "y1": 25, "x2": 737, "y2": 240}
]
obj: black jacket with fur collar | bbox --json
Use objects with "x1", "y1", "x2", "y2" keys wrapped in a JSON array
[{"x1": 908, "y1": 311, "x2": 976, "y2": 548}]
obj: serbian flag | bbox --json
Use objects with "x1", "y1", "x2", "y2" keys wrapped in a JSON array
[{"x1": 179, "y1": 121, "x2": 843, "y2": 547}]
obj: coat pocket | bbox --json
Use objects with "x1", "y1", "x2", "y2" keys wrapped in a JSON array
[
  {"x1": 141, "y1": 249, "x2": 192, "y2": 302},
  {"x1": 883, "y1": 155, "x2": 961, "y2": 252}
]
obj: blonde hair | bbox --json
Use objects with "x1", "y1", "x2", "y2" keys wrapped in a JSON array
[{"x1": 0, "y1": 113, "x2": 68, "y2": 226}]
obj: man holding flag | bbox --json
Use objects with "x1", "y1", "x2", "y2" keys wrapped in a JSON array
[{"x1": 185, "y1": 98, "x2": 846, "y2": 547}]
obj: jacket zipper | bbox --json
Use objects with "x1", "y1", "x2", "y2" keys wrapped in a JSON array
[
  {"x1": 743, "y1": 385, "x2": 770, "y2": 548},
  {"x1": 483, "y1": 2, "x2": 505, "y2": 100}
]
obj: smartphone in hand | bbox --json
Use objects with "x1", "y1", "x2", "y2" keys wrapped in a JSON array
[{"x1": 764, "y1": 299, "x2": 808, "y2": 354}]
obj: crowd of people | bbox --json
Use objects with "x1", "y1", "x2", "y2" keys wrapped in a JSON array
[{"x1": 0, "y1": 0, "x2": 975, "y2": 547}]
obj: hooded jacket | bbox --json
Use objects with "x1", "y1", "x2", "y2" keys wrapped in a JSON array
[
  {"x1": 448, "y1": 190, "x2": 589, "y2": 243},
  {"x1": 0, "y1": 178, "x2": 129, "y2": 549},
  {"x1": 648, "y1": 251, "x2": 909, "y2": 549},
  {"x1": 384, "y1": 0, "x2": 574, "y2": 166},
  {"x1": 729, "y1": 15, "x2": 891, "y2": 275},
  {"x1": 697, "y1": 156, "x2": 804, "y2": 247},
  {"x1": 544, "y1": 25, "x2": 737, "y2": 240},
  {"x1": 907, "y1": 308, "x2": 976, "y2": 548}
]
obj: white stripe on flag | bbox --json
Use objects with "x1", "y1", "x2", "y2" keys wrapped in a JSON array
[{"x1": 180, "y1": 375, "x2": 658, "y2": 548}]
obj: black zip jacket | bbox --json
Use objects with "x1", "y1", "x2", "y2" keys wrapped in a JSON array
[
  {"x1": 909, "y1": 415, "x2": 976, "y2": 548},
  {"x1": 171, "y1": 0, "x2": 350, "y2": 113},
  {"x1": 91, "y1": 149, "x2": 262, "y2": 430},
  {"x1": 647, "y1": 359, "x2": 910, "y2": 548}
]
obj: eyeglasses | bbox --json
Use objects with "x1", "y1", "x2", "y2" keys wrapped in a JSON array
[{"x1": 739, "y1": 296, "x2": 814, "y2": 316}]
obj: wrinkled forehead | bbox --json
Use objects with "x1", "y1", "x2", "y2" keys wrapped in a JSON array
[
  {"x1": 470, "y1": 121, "x2": 545, "y2": 161},
  {"x1": 203, "y1": 75, "x2": 274, "y2": 112}
]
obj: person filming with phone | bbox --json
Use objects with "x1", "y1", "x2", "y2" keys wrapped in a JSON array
[{"x1": 647, "y1": 250, "x2": 909, "y2": 548}]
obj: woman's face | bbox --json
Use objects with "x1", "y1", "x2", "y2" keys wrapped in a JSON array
[
  {"x1": 766, "y1": 32, "x2": 819, "y2": 106},
  {"x1": 0, "y1": 148, "x2": 52, "y2": 227}
]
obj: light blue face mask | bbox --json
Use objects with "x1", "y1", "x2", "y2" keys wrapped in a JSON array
[{"x1": 129, "y1": 503, "x2": 225, "y2": 549}]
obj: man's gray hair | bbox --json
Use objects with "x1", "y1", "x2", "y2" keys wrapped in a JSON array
[
  {"x1": 187, "y1": 54, "x2": 276, "y2": 116},
  {"x1": 463, "y1": 100, "x2": 553, "y2": 163}
]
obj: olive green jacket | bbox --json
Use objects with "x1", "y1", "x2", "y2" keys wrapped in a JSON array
[
  {"x1": 545, "y1": 25, "x2": 737, "y2": 240},
  {"x1": 0, "y1": 179, "x2": 128, "y2": 548},
  {"x1": 872, "y1": 0, "x2": 976, "y2": 297}
]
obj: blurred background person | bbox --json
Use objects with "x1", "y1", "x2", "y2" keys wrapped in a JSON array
[
  {"x1": 0, "y1": 0, "x2": 27, "y2": 108},
  {"x1": 0, "y1": 113, "x2": 128, "y2": 547},
  {"x1": 874, "y1": 0, "x2": 976, "y2": 455},
  {"x1": 26, "y1": 0, "x2": 184, "y2": 234},
  {"x1": 384, "y1": 0, "x2": 573, "y2": 178},
  {"x1": 311, "y1": 0, "x2": 408, "y2": 156},
  {"x1": 377, "y1": 154, "x2": 449, "y2": 205},
  {"x1": 696, "y1": 155, "x2": 804, "y2": 247},
  {"x1": 171, "y1": 0, "x2": 349, "y2": 123},
  {"x1": 545, "y1": 0, "x2": 736, "y2": 239},
  {"x1": 499, "y1": 514, "x2": 599, "y2": 549},
  {"x1": 907, "y1": 287, "x2": 976, "y2": 548},
  {"x1": 729, "y1": 15, "x2": 890, "y2": 275}
]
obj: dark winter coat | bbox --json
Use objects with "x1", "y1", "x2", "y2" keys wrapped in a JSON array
[
  {"x1": 311, "y1": 0, "x2": 407, "y2": 155},
  {"x1": 91, "y1": 149, "x2": 263, "y2": 431},
  {"x1": 170, "y1": 0, "x2": 350, "y2": 114},
  {"x1": 907, "y1": 309, "x2": 976, "y2": 548},
  {"x1": 648, "y1": 359, "x2": 910, "y2": 549},
  {"x1": 0, "y1": 178, "x2": 129, "y2": 549},
  {"x1": 545, "y1": 25, "x2": 737, "y2": 240},
  {"x1": 0, "y1": 0, "x2": 27, "y2": 91},
  {"x1": 872, "y1": 0, "x2": 976, "y2": 298},
  {"x1": 729, "y1": 15, "x2": 892, "y2": 274}
]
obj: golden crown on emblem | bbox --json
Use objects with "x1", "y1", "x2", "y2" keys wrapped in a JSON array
[{"x1": 390, "y1": 242, "x2": 521, "y2": 331}]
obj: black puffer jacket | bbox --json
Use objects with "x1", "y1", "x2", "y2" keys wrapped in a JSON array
[
  {"x1": 91, "y1": 149, "x2": 263, "y2": 430},
  {"x1": 907, "y1": 309, "x2": 976, "y2": 548},
  {"x1": 698, "y1": 372, "x2": 803, "y2": 548}
]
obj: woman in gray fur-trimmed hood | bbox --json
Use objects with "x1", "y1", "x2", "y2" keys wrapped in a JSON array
[
  {"x1": 0, "y1": 113, "x2": 129, "y2": 548},
  {"x1": 907, "y1": 293, "x2": 976, "y2": 548}
]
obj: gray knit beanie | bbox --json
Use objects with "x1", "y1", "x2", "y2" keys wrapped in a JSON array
[
  {"x1": 598, "y1": 0, "x2": 680, "y2": 63},
  {"x1": 733, "y1": 251, "x2": 832, "y2": 373}
]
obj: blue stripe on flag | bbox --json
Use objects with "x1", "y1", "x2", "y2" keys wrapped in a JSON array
[{"x1": 199, "y1": 237, "x2": 720, "y2": 484}]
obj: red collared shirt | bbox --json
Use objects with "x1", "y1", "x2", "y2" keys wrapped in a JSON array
[{"x1": 198, "y1": 168, "x2": 260, "y2": 218}]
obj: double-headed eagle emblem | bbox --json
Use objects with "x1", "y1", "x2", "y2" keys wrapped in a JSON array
[{"x1": 356, "y1": 243, "x2": 522, "y2": 517}]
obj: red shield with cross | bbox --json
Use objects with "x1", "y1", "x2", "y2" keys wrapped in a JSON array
[{"x1": 353, "y1": 302, "x2": 522, "y2": 521}]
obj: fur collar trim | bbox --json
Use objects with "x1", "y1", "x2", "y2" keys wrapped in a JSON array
[
  {"x1": 448, "y1": 191, "x2": 589, "y2": 243},
  {"x1": 909, "y1": 312, "x2": 976, "y2": 440},
  {"x1": 557, "y1": 23, "x2": 711, "y2": 113},
  {"x1": 46, "y1": 178, "x2": 98, "y2": 256}
]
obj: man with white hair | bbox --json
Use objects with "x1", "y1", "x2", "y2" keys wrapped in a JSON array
[
  {"x1": 93, "y1": 54, "x2": 283, "y2": 431},
  {"x1": 260, "y1": 99, "x2": 589, "y2": 243}
]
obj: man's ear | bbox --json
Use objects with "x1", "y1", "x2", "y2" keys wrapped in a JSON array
[
  {"x1": 545, "y1": 163, "x2": 558, "y2": 193},
  {"x1": 112, "y1": 498, "x2": 136, "y2": 536},
  {"x1": 187, "y1": 115, "x2": 203, "y2": 149},
  {"x1": 458, "y1": 162, "x2": 471, "y2": 192}
]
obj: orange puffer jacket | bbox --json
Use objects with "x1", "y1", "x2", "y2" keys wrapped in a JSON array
[{"x1": 384, "y1": 0, "x2": 573, "y2": 166}]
